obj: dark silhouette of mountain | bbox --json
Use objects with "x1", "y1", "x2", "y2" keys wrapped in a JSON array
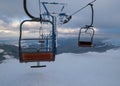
[
  {"x1": 0, "y1": 44, "x2": 18, "y2": 61},
  {"x1": 0, "y1": 38, "x2": 119, "y2": 62},
  {"x1": 57, "y1": 37, "x2": 119, "y2": 54}
]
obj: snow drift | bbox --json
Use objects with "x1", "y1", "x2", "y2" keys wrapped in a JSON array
[{"x1": 0, "y1": 48, "x2": 120, "y2": 86}]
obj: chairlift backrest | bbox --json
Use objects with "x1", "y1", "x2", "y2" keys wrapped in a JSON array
[{"x1": 78, "y1": 27, "x2": 95, "y2": 47}]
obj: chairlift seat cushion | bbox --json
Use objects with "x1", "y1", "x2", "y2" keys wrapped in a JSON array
[
  {"x1": 20, "y1": 52, "x2": 55, "y2": 62},
  {"x1": 78, "y1": 41, "x2": 92, "y2": 47}
]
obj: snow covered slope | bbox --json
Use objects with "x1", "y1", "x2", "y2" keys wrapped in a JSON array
[{"x1": 0, "y1": 49, "x2": 120, "y2": 86}]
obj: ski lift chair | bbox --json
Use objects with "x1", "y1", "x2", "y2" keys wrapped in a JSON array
[
  {"x1": 78, "y1": 3, "x2": 95, "y2": 47},
  {"x1": 19, "y1": 20, "x2": 56, "y2": 68},
  {"x1": 19, "y1": 0, "x2": 61, "y2": 68},
  {"x1": 78, "y1": 25, "x2": 95, "y2": 47}
]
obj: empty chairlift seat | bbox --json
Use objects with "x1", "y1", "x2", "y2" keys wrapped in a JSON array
[
  {"x1": 19, "y1": 20, "x2": 56, "y2": 63},
  {"x1": 78, "y1": 41, "x2": 92, "y2": 47},
  {"x1": 78, "y1": 27, "x2": 95, "y2": 47},
  {"x1": 19, "y1": 38, "x2": 55, "y2": 62},
  {"x1": 20, "y1": 51, "x2": 55, "y2": 62}
]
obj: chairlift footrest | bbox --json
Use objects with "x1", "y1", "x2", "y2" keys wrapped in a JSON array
[{"x1": 31, "y1": 65, "x2": 46, "y2": 68}]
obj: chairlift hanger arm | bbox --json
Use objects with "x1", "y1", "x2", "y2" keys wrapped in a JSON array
[
  {"x1": 23, "y1": 0, "x2": 40, "y2": 20},
  {"x1": 89, "y1": 3, "x2": 94, "y2": 27},
  {"x1": 41, "y1": 2, "x2": 66, "y2": 14},
  {"x1": 81, "y1": 3, "x2": 94, "y2": 28},
  {"x1": 41, "y1": 2, "x2": 50, "y2": 15},
  {"x1": 41, "y1": 2, "x2": 65, "y2": 5}
]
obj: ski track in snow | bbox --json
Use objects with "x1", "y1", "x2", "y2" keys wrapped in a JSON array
[{"x1": 0, "y1": 49, "x2": 120, "y2": 86}]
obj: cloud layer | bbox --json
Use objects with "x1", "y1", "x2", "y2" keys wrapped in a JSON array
[{"x1": 0, "y1": 0, "x2": 120, "y2": 38}]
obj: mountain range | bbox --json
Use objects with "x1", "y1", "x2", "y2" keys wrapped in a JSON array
[{"x1": 0, "y1": 37, "x2": 119, "y2": 62}]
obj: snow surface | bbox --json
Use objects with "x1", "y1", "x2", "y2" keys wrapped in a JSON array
[{"x1": 0, "y1": 49, "x2": 120, "y2": 86}]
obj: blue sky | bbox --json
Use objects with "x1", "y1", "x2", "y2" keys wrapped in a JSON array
[{"x1": 0, "y1": 0, "x2": 120, "y2": 39}]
